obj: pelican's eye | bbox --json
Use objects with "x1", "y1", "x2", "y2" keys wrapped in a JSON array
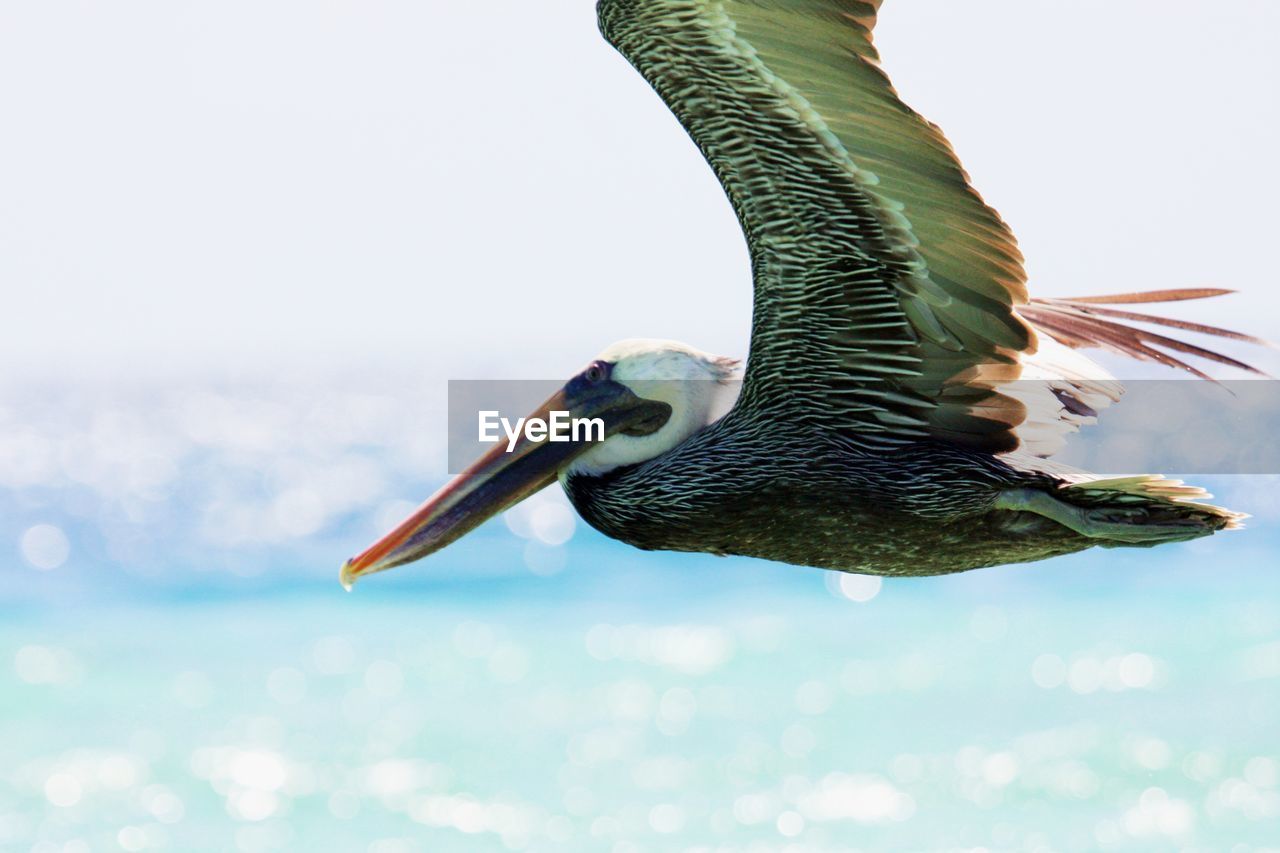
[{"x1": 583, "y1": 361, "x2": 610, "y2": 384}]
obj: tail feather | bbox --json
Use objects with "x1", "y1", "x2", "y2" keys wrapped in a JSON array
[
  {"x1": 1010, "y1": 289, "x2": 1259, "y2": 542},
  {"x1": 1061, "y1": 474, "x2": 1247, "y2": 534},
  {"x1": 1020, "y1": 289, "x2": 1270, "y2": 379}
]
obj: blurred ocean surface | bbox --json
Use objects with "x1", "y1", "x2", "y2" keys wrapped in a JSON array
[{"x1": 3, "y1": 373, "x2": 1279, "y2": 852}]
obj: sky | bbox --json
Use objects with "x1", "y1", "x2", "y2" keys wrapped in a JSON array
[{"x1": 2, "y1": 1, "x2": 1278, "y2": 379}]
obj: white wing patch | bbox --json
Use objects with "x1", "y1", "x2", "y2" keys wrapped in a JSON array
[{"x1": 1001, "y1": 332, "x2": 1122, "y2": 458}]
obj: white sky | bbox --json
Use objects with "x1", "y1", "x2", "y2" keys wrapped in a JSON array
[{"x1": 3, "y1": 1, "x2": 1278, "y2": 379}]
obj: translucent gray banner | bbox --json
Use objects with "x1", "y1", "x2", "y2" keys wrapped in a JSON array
[{"x1": 447, "y1": 379, "x2": 1280, "y2": 475}]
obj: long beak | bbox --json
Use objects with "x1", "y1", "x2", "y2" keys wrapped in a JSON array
[{"x1": 340, "y1": 380, "x2": 668, "y2": 589}]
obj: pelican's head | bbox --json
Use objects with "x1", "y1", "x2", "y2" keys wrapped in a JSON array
[
  {"x1": 564, "y1": 338, "x2": 740, "y2": 478},
  {"x1": 340, "y1": 339, "x2": 740, "y2": 587}
]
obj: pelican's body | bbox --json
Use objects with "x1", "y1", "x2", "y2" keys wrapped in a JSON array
[
  {"x1": 566, "y1": 421, "x2": 1088, "y2": 576},
  {"x1": 340, "y1": 0, "x2": 1263, "y2": 587},
  {"x1": 561, "y1": 356, "x2": 1233, "y2": 577}
]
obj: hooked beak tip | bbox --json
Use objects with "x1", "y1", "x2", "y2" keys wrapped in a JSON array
[{"x1": 339, "y1": 559, "x2": 359, "y2": 592}]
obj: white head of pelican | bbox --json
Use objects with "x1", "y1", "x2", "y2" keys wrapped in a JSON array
[{"x1": 566, "y1": 339, "x2": 741, "y2": 478}]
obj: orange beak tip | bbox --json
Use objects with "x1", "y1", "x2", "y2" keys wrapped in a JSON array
[{"x1": 339, "y1": 559, "x2": 359, "y2": 592}]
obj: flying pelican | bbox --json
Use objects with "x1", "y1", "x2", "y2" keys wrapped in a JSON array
[{"x1": 341, "y1": 0, "x2": 1265, "y2": 588}]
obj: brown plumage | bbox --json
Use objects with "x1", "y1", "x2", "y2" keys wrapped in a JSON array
[{"x1": 1021, "y1": 289, "x2": 1269, "y2": 381}]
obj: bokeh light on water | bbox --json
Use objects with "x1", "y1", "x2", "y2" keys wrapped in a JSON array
[
  {"x1": 7, "y1": 598, "x2": 1280, "y2": 851},
  {"x1": 2, "y1": 373, "x2": 1279, "y2": 850}
]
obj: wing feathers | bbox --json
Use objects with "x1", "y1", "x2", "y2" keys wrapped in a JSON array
[
  {"x1": 1020, "y1": 296, "x2": 1268, "y2": 379},
  {"x1": 599, "y1": 0, "x2": 1036, "y2": 451},
  {"x1": 598, "y1": 0, "x2": 1265, "y2": 459},
  {"x1": 1062, "y1": 288, "x2": 1235, "y2": 304},
  {"x1": 1034, "y1": 295, "x2": 1274, "y2": 349}
]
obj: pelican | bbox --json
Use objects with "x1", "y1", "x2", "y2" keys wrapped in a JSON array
[{"x1": 341, "y1": 0, "x2": 1266, "y2": 588}]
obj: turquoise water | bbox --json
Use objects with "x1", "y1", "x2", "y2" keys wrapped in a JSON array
[
  {"x1": 6, "y1": 551, "x2": 1280, "y2": 852},
  {"x1": 3, "y1": 378, "x2": 1279, "y2": 850}
]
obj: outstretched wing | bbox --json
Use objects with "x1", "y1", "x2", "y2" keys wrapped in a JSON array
[{"x1": 599, "y1": 0, "x2": 1039, "y2": 452}]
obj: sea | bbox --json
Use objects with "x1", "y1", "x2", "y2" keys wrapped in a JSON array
[{"x1": 2, "y1": 373, "x2": 1278, "y2": 852}]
